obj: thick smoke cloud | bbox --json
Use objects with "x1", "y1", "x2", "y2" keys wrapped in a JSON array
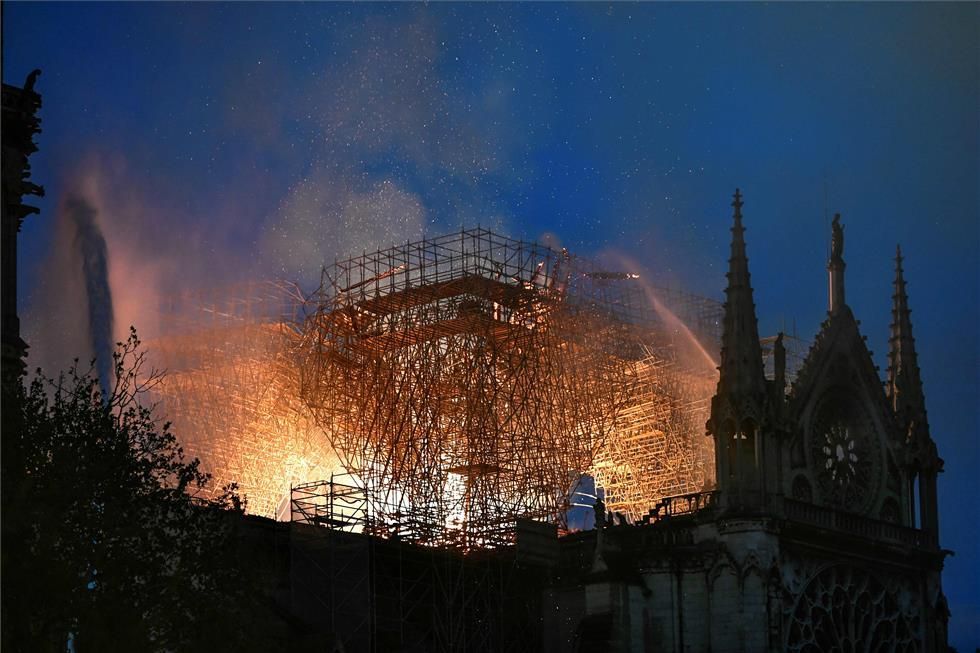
[{"x1": 66, "y1": 197, "x2": 115, "y2": 391}]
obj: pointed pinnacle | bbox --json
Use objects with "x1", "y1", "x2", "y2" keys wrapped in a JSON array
[
  {"x1": 895, "y1": 246, "x2": 906, "y2": 292},
  {"x1": 888, "y1": 246, "x2": 927, "y2": 440},
  {"x1": 894, "y1": 244, "x2": 907, "y2": 292},
  {"x1": 718, "y1": 188, "x2": 765, "y2": 399}
]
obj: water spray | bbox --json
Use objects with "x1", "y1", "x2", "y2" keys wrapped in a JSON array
[{"x1": 67, "y1": 197, "x2": 115, "y2": 394}]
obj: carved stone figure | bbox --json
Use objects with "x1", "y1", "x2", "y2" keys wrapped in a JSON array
[{"x1": 831, "y1": 213, "x2": 844, "y2": 260}]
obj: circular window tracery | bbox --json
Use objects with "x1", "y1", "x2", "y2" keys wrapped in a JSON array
[
  {"x1": 786, "y1": 565, "x2": 919, "y2": 653},
  {"x1": 808, "y1": 389, "x2": 881, "y2": 514}
]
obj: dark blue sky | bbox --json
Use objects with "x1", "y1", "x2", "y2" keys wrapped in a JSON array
[{"x1": 5, "y1": 3, "x2": 977, "y2": 646}]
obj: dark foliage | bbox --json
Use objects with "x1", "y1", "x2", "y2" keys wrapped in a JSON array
[{"x1": 1, "y1": 329, "x2": 264, "y2": 651}]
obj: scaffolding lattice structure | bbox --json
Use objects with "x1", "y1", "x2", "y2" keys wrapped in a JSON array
[
  {"x1": 144, "y1": 229, "x2": 730, "y2": 545},
  {"x1": 293, "y1": 228, "x2": 643, "y2": 550},
  {"x1": 575, "y1": 276, "x2": 723, "y2": 522},
  {"x1": 590, "y1": 342, "x2": 717, "y2": 522},
  {"x1": 148, "y1": 282, "x2": 342, "y2": 517}
]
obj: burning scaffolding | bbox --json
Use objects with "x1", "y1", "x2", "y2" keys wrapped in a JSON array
[
  {"x1": 591, "y1": 346, "x2": 716, "y2": 522},
  {"x1": 148, "y1": 282, "x2": 342, "y2": 518},
  {"x1": 291, "y1": 228, "x2": 730, "y2": 546},
  {"x1": 293, "y1": 228, "x2": 639, "y2": 548},
  {"x1": 585, "y1": 277, "x2": 722, "y2": 522},
  {"x1": 145, "y1": 228, "x2": 734, "y2": 548}
]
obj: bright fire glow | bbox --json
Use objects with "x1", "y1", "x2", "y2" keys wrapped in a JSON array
[
  {"x1": 147, "y1": 285, "x2": 345, "y2": 518},
  {"x1": 142, "y1": 234, "x2": 724, "y2": 547}
]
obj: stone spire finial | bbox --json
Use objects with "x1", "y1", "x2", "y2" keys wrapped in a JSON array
[{"x1": 827, "y1": 213, "x2": 846, "y2": 313}]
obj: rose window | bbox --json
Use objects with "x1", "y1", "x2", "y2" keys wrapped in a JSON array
[{"x1": 809, "y1": 392, "x2": 880, "y2": 514}]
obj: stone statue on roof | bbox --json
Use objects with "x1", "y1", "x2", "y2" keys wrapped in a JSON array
[{"x1": 831, "y1": 213, "x2": 844, "y2": 261}]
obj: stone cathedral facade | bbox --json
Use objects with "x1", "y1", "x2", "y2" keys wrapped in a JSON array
[{"x1": 542, "y1": 191, "x2": 949, "y2": 653}]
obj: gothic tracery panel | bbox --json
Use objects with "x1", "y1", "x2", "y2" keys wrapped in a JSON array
[{"x1": 786, "y1": 564, "x2": 920, "y2": 653}]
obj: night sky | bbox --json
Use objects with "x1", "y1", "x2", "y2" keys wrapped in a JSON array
[{"x1": 4, "y1": 3, "x2": 977, "y2": 647}]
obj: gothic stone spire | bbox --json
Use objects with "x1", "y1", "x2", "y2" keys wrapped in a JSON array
[
  {"x1": 717, "y1": 189, "x2": 766, "y2": 401},
  {"x1": 888, "y1": 245, "x2": 930, "y2": 444},
  {"x1": 889, "y1": 247, "x2": 941, "y2": 535}
]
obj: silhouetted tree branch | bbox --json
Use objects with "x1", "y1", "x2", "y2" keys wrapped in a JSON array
[{"x1": 2, "y1": 329, "x2": 263, "y2": 652}]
